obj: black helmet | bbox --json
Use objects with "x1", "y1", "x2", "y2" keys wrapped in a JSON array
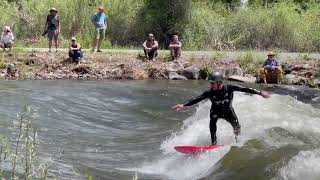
[{"x1": 208, "y1": 72, "x2": 224, "y2": 82}]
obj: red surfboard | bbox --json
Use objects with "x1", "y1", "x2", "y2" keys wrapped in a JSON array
[{"x1": 174, "y1": 145, "x2": 224, "y2": 155}]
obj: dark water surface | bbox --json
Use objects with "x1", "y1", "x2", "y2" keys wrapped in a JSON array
[{"x1": 0, "y1": 80, "x2": 319, "y2": 180}]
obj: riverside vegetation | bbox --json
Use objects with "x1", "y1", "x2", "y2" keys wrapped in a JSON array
[
  {"x1": 0, "y1": 106, "x2": 50, "y2": 179},
  {"x1": 0, "y1": 0, "x2": 320, "y2": 52}
]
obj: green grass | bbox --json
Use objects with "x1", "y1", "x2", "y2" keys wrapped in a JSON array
[
  {"x1": 2, "y1": 0, "x2": 320, "y2": 52},
  {"x1": 238, "y1": 52, "x2": 264, "y2": 75},
  {"x1": 0, "y1": 106, "x2": 50, "y2": 179}
]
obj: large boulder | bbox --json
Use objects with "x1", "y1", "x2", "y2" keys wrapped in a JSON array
[
  {"x1": 165, "y1": 61, "x2": 184, "y2": 73},
  {"x1": 227, "y1": 75, "x2": 256, "y2": 83},
  {"x1": 181, "y1": 66, "x2": 200, "y2": 79},
  {"x1": 225, "y1": 67, "x2": 244, "y2": 77},
  {"x1": 169, "y1": 72, "x2": 188, "y2": 80}
]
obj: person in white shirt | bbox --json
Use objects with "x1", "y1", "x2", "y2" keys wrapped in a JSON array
[{"x1": 0, "y1": 26, "x2": 14, "y2": 51}]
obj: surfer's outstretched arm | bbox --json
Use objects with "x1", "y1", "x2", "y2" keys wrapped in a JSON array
[
  {"x1": 230, "y1": 84, "x2": 270, "y2": 98},
  {"x1": 172, "y1": 90, "x2": 210, "y2": 111}
]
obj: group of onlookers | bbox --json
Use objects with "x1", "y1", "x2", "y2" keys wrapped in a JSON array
[
  {"x1": 142, "y1": 33, "x2": 182, "y2": 62},
  {"x1": 1, "y1": 5, "x2": 182, "y2": 63},
  {"x1": 1, "y1": 5, "x2": 283, "y2": 84}
]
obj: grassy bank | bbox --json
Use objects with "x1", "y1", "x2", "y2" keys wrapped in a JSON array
[{"x1": 1, "y1": 0, "x2": 320, "y2": 52}]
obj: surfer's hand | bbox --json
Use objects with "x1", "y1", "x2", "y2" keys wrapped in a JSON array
[
  {"x1": 260, "y1": 91, "x2": 270, "y2": 98},
  {"x1": 172, "y1": 104, "x2": 184, "y2": 111}
]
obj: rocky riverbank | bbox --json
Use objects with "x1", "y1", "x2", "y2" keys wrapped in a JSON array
[{"x1": 0, "y1": 50, "x2": 319, "y2": 88}]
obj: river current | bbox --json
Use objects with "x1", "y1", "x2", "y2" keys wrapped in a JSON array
[{"x1": 0, "y1": 80, "x2": 319, "y2": 180}]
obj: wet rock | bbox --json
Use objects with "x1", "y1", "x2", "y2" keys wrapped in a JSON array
[
  {"x1": 181, "y1": 66, "x2": 200, "y2": 79},
  {"x1": 169, "y1": 72, "x2": 188, "y2": 80},
  {"x1": 228, "y1": 75, "x2": 256, "y2": 83}
]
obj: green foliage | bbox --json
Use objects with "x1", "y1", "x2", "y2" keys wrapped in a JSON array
[
  {"x1": 159, "y1": 51, "x2": 172, "y2": 62},
  {"x1": 1, "y1": 0, "x2": 320, "y2": 51},
  {"x1": 0, "y1": 57, "x2": 7, "y2": 69},
  {"x1": 0, "y1": 106, "x2": 49, "y2": 179},
  {"x1": 238, "y1": 52, "x2": 263, "y2": 75}
]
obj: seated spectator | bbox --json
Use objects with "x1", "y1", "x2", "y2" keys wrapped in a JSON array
[
  {"x1": 68, "y1": 37, "x2": 83, "y2": 64},
  {"x1": 259, "y1": 51, "x2": 283, "y2": 84},
  {"x1": 0, "y1": 26, "x2": 14, "y2": 51},
  {"x1": 169, "y1": 34, "x2": 182, "y2": 61},
  {"x1": 142, "y1": 34, "x2": 159, "y2": 62}
]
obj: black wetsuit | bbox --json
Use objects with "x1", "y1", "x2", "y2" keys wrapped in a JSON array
[{"x1": 183, "y1": 84, "x2": 261, "y2": 144}]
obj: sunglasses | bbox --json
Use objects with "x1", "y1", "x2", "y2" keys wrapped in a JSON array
[{"x1": 210, "y1": 81, "x2": 222, "y2": 84}]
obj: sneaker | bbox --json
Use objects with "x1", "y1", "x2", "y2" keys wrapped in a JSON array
[
  {"x1": 48, "y1": 49, "x2": 52, "y2": 53},
  {"x1": 97, "y1": 49, "x2": 102, "y2": 52}
]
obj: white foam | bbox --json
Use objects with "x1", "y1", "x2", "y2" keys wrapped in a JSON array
[
  {"x1": 279, "y1": 149, "x2": 320, "y2": 180},
  {"x1": 135, "y1": 93, "x2": 320, "y2": 179}
]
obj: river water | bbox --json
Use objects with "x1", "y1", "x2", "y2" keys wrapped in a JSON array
[{"x1": 0, "y1": 80, "x2": 319, "y2": 180}]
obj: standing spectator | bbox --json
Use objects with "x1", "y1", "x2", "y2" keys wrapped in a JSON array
[
  {"x1": 169, "y1": 34, "x2": 182, "y2": 61},
  {"x1": 44, "y1": 7, "x2": 60, "y2": 53},
  {"x1": 142, "y1": 34, "x2": 159, "y2": 62},
  {"x1": 0, "y1": 26, "x2": 14, "y2": 51},
  {"x1": 68, "y1": 37, "x2": 83, "y2": 64},
  {"x1": 91, "y1": 5, "x2": 108, "y2": 52}
]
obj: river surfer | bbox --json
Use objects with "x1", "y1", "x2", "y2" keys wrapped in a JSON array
[{"x1": 172, "y1": 72, "x2": 270, "y2": 145}]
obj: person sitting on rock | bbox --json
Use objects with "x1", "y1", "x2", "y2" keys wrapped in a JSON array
[
  {"x1": 259, "y1": 51, "x2": 283, "y2": 83},
  {"x1": 142, "y1": 33, "x2": 159, "y2": 62},
  {"x1": 0, "y1": 26, "x2": 14, "y2": 51},
  {"x1": 68, "y1": 37, "x2": 83, "y2": 64},
  {"x1": 169, "y1": 34, "x2": 182, "y2": 61}
]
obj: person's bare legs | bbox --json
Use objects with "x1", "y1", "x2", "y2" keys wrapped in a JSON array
[
  {"x1": 97, "y1": 29, "x2": 105, "y2": 52},
  {"x1": 48, "y1": 39, "x2": 53, "y2": 53},
  {"x1": 91, "y1": 39, "x2": 98, "y2": 52},
  {"x1": 97, "y1": 38, "x2": 103, "y2": 52},
  {"x1": 54, "y1": 38, "x2": 58, "y2": 52},
  {"x1": 170, "y1": 48, "x2": 175, "y2": 61}
]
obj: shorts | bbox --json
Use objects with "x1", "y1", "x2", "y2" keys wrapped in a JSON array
[
  {"x1": 47, "y1": 29, "x2": 59, "y2": 40},
  {"x1": 94, "y1": 29, "x2": 106, "y2": 40},
  {"x1": 1, "y1": 42, "x2": 13, "y2": 48}
]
